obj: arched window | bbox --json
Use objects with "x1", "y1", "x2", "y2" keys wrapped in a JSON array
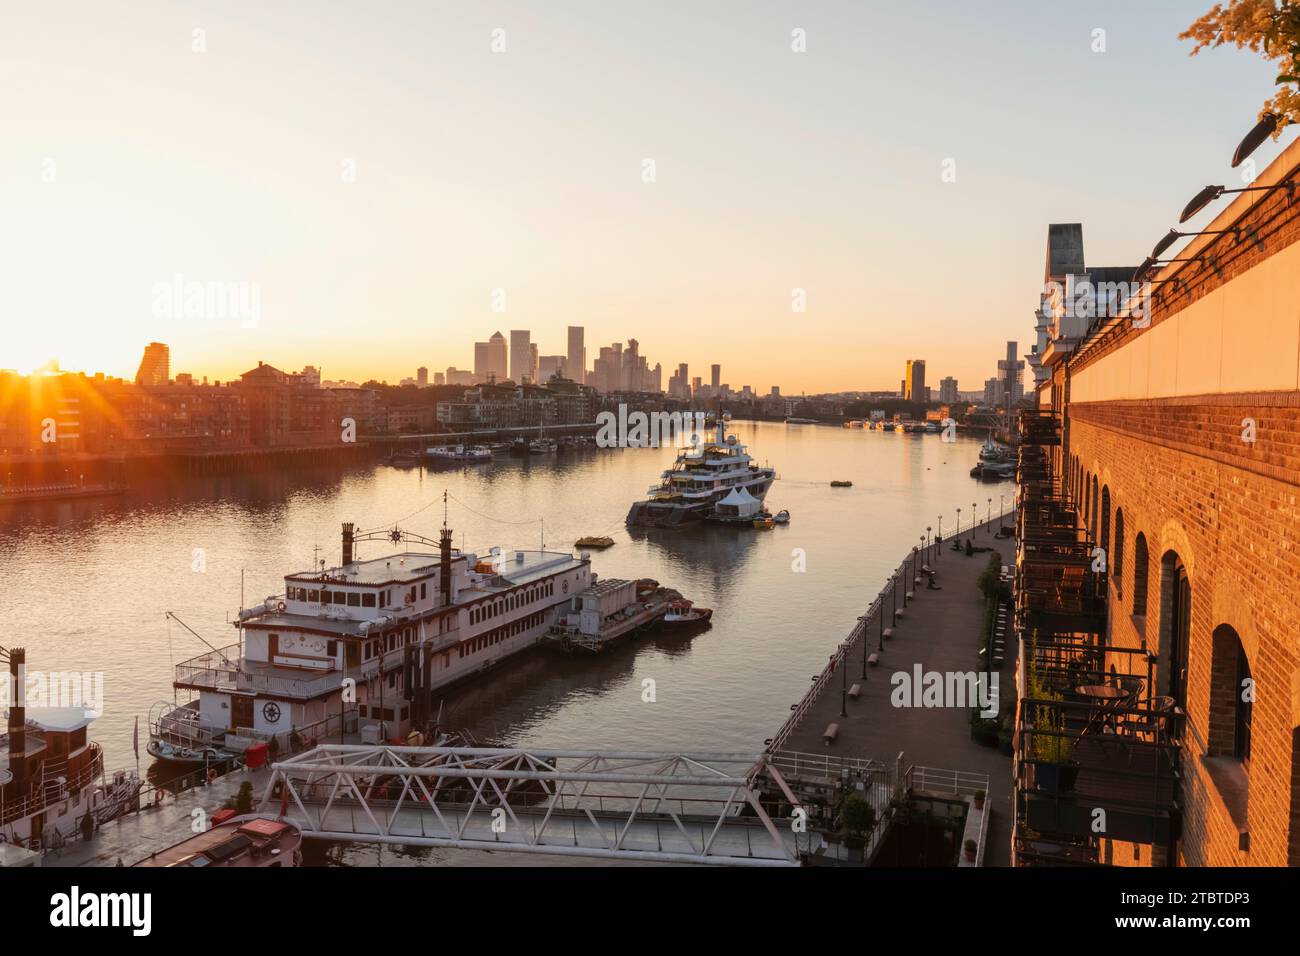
[
  {"x1": 1208, "y1": 625, "x2": 1251, "y2": 765},
  {"x1": 1132, "y1": 532, "x2": 1149, "y2": 616},
  {"x1": 1113, "y1": 508, "x2": 1124, "y2": 593},
  {"x1": 1084, "y1": 476, "x2": 1092, "y2": 532},
  {"x1": 1100, "y1": 486, "x2": 1111, "y2": 569},
  {"x1": 1160, "y1": 551, "x2": 1191, "y2": 707},
  {"x1": 1090, "y1": 475, "x2": 1099, "y2": 537}
]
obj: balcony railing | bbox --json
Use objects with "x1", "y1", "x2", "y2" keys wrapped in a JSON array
[{"x1": 174, "y1": 643, "x2": 389, "y2": 700}]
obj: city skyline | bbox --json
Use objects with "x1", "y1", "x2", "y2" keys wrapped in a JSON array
[{"x1": 4, "y1": 2, "x2": 1289, "y2": 392}]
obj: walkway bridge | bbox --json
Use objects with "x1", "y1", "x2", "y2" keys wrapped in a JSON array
[{"x1": 259, "y1": 744, "x2": 822, "y2": 866}]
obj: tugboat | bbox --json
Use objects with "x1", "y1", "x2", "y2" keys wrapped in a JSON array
[
  {"x1": 659, "y1": 599, "x2": 713, "y2": 629},
  {"x1": 627, "y1": 416, "x2": 777, "y2": 527}
]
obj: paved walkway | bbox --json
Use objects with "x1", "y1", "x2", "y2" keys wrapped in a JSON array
[
  {"x1": 778, "y1": 517, "x2": 1018, "y2": 865},
  {"x1": 44, "y1": 766, "x2": 276, "y2": 867}
]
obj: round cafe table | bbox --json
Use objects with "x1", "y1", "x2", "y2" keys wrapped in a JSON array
[{"x1": 1076, "y1": 683, "x2": 1128, "y2": 733}]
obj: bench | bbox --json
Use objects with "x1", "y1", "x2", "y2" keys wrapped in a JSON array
[
  {"x1": 848, "y1": 682, "x2": 862, "y2": 699},
  {"x1": 867, "y1": 652, "x2": 880, "y2": 666},
  {"x1": 894, "y1": 608, "x2": 905, "y2": 619},
  {"x1": 905, "y1": 591, "x2": 915, "y2": 601},
  {"x1": 823, "y1": 723, "x2": 840, "y2": 745},
  {"x1": 881, "y1": 628, "x2": 894, "y2": 640}
]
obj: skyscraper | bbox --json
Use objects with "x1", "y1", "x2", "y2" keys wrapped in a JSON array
[
  {"x1": 998, "y1": 341, "x2": 1025, "y2": 407},
  {"x1": 417, "y1": 366, "x2": 428, "y2": 387},
  {"x1": 473, "y1": 342, "x2": 490, "y2": 381},
  {"x1": 711, "y1": 364, "x2": 721, "y2": 390},
  {"x1": 939, "y1": 376, "x2": 958, "y2": 404},
  {"x1": 487, "y1": 331, "x2": 508, "y2": 383},
  {"x1": 135, "y1": 342, "x2": 170, "y2": 387},
  {"x1": 566, "y1": 326, "x2": 585, "y2": 385},
  {"x1": 904, "y1": 359, "x2": 926, "y2": 402},
  {"x1": 509, "y1": 330, "x2": 531, "y2": 384}
]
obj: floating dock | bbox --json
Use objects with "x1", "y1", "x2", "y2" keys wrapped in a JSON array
[{"x1": 541, "y1": 578, "x2": 683, "y2": 654}]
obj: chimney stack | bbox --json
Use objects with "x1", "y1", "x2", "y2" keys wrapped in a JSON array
[
  {"x1": 342, "y1": 522, "x2": 355, "y2": 566},
  {"x1": 7, "y1": 648, "x2": 28, "y2": 794},
  {"x1": 439, "y1": 525, "x2": 454, "y2": 607}
]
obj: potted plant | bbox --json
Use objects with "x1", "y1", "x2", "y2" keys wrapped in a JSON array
[
  {"x1": 1027, "y1": 648, "x2": 1078, "y2": 793},
  {"x1": 963, "y1": 838, "x2": 977, "y2": 862},
  {"x1": 973, "y1": 789, "x2": 985, "y2": 811},
  {"x1": 835, "y1": 791, "x2": 877, "y2": 851}
]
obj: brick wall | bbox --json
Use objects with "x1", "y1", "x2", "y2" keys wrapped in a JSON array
[{"x1": 1066, "y1": 408, "x2": 1300, "y2": 865}]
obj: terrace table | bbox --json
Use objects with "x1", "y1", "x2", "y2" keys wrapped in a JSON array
[{"x1": 1075, "y1": 683, "x2": 1129, "y2": 734}]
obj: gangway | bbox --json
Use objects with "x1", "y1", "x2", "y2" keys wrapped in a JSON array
[{"x1": 259, "y1": 744, "x2": 810, "y2": 866}]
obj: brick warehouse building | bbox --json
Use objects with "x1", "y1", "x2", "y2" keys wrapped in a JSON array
[{"x1": 1019, "y1": 135, "x2": 1300, "y2": 867}]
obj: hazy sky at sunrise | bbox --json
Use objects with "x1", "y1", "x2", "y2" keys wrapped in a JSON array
[{"x1": 2, "y1": 1, "x2": 1291, "y2": 393}]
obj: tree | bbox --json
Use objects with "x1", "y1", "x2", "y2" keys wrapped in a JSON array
[
  {"x1": 233, "y1": 781, "x2": 256, "y2": 814},
  {"x1": 1182, "y1": 1, "x2": 1300, "y2": 128}
]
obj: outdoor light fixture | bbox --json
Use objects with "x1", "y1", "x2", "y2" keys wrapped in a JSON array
[
  {"x1": 1231, "y1": 112, "x2": 1278, "y2": 168},
  {"x1": 1149, "y1": 226, "x2": 1243, "y2": 262},
  {"x1": 1178, "y1": 179, "x2": 1296, "y2": 223}
]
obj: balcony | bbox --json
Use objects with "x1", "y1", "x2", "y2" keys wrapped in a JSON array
[
  {"x1": 174, "y1": 643, "x2": 387, "y2": 700},
  {"x1": 1015, "y1": 641, "x2": 1182, "y2": 859}
]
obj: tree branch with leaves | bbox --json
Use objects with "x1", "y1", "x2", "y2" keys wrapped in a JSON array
[{"x1": 1182, "y1": 0, "x2": 1300, "y2": 129}]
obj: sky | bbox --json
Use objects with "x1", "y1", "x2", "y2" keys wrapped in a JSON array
[{"x1": 1, "y1": 0, "x2": 1293, "y2": 394}]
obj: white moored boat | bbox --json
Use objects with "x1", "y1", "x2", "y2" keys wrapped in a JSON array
[
  {"x1": 428, "y1": 444, "x2": 492, "y2": 462},
  {"x1": 154, "y1": 516, "x2": 596, "y2": 755},
  {"x1": 627, "y1": 416, "x2": 777, "y2": 527}
]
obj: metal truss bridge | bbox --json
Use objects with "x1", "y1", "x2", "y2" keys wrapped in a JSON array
[{"x1": 259, "y1": 744, "x2": 816, "y2": 866}]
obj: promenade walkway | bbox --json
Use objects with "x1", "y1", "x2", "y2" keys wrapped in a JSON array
[{"x1": 776, "y1": 516, "x2": 1018, "y2": 865}]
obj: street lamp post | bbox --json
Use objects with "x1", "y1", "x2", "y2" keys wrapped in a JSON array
[
  {"x1": 972, "y1": 502, "x2": 977, "y2": 536},
  {"x1": 957, "y1": 507, "x2": 962, "y2": 538},
  {"x1": 840, "y1": 645, "x2": 848, "y2": 718},
  {"x1": 987, "y1": 497, "x2": 993, "y2": 532},
  {"x1": 926, "y1": 526, "x2": 932, "y2": 563},
  {"x1": 937, "y1": 516, "x2": 943, "y2": 559}
]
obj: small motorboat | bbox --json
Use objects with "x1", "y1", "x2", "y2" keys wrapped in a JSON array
[
  {"x1": 773, "y1": 509, "x2": 791, "y2": 524},
  {"x1": 830, "y1": 480, "x2": 853, "y2": 488},
  {"x1": 753, "y1": 516, "x2": 775, "y2": 530},
  {"x1": 147, "y1": 738, "x2": 238, "y2": 766},
  {"x1": 575, "y1": 535, "x2": 615, "y2": 549},
  {"x1": 660, "y1": 600, "x2": 713, "y2": 628}
]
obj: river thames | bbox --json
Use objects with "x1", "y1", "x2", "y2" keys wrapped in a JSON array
[{"x1": 2, "y1": 422, "x2": 1006, "y2": 860}]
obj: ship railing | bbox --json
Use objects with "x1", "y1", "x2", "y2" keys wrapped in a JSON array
[
  {"x1": 175, "y1": 644, "x2": 363, "y2": 699},
  {"x1": 0, "y1": 743, "x2": 105, "y2": 828}
]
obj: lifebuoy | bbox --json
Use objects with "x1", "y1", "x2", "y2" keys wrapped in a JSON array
[{"x1": 276, "y1": 601, "x2": 287, "y2": 613}]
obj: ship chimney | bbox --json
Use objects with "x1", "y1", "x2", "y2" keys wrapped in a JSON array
[
  {"x1": 342, "y1": 522, "x2": 355, "y2": 566},
  {"x1": 439, "y1": 524, "x2": 454, "y2": 607},
  {"x1": 7, "y1": 648, "x2": 28, "y2": 795}
]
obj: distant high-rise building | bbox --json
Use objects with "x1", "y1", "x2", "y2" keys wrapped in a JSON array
[
  {"x1": 510, "y1": 330, "x2": 531, "y2": 384},
  {"x1": 567, "y1": 326, "x2": 586, "y2": 385},
  {"x1": 984, "y1": 377, "x2": 1001, "y2": 406},
  {"x1": 529, "y1": 343, "x2": 539, "y2": 384},
  {"x1": 446, "y1": 367, "x2": 475, "y2": 386},
  {"x1": 904, "y1": 359, "x2": 926, "y2": 402},
  {"x1": 939, "y1": 376, "x2": 958, "y2": 404},
  {"x1": 998, "y1": 341, "x2": 1025, "y2": 407},
  {"x1": 711, "y1": 364, "x2": 721, "y2": 390},
  {"x1": 538, "y1": 354, "x2": 567, "y2": 383},
  {"x1": 473, "y1": 342, "x2": 490, "y2": 380},
  {"x1": 135, "y1": 342, "x2": 170, "y2": 387},
  {"x1": 486, "y1": 331, "x2": 508, "y2": 382},
  {"x1": 434, "y1": 372, "x2": 446, "y2": 386},
  {"x1": 417, "y1": 367, "x2": 428, "y2": 387},
  {"x1": 770, "y1": 385, "x2": 780, "y2": 397}
]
